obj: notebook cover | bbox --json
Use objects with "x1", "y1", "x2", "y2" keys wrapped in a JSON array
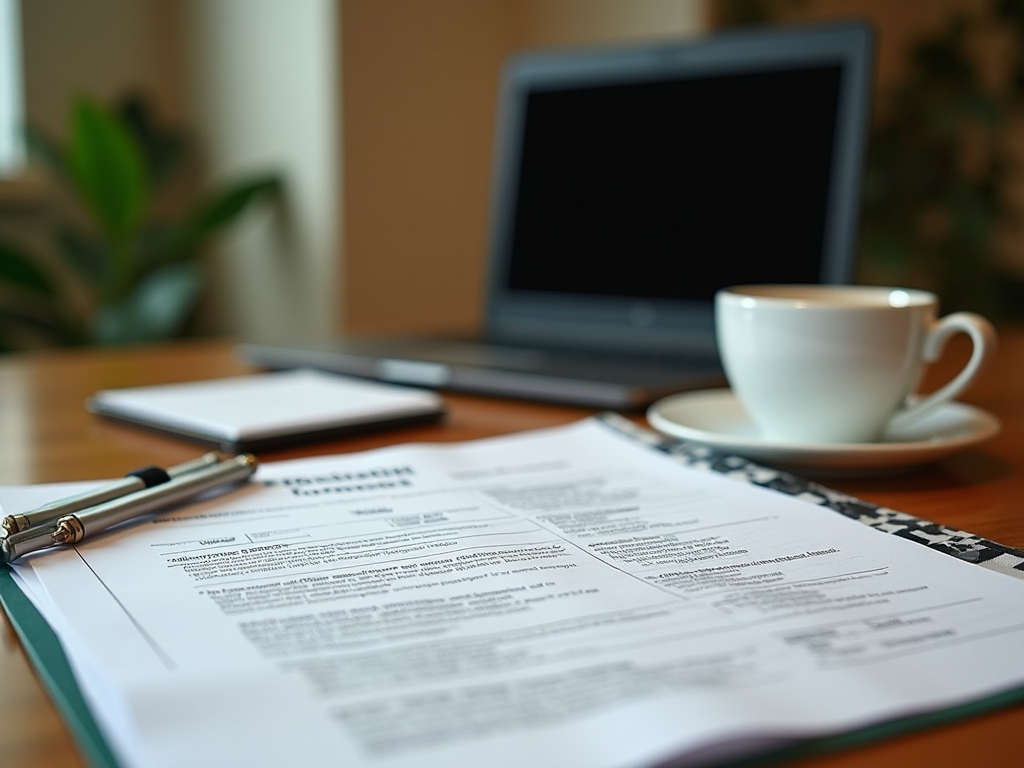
[
  {"x1": 91, "y1": 407, "x2": 446, "y2": 453},
  {"x1": 87, "y1": 369, "x2": 446, "y2": 453},
  {"x1": 0, "y1": 566, "x2": 121, "y2": 768}
]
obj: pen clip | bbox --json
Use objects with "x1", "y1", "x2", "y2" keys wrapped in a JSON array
[{"x1": 1, "y1": 524, "x2": 59, "y2": 566}]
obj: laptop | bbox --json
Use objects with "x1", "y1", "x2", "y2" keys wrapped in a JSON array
[{"x1": 239, "y1": 21, "x2": 875, "y2": 409}]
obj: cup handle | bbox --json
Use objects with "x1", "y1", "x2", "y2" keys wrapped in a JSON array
[{"x1": 887, "y1": 312, "x2": 996, "y2": 431}]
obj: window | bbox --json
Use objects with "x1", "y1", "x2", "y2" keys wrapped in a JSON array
[{"x1": 0, "y1": 0, "x2": 24, "y2": 178}]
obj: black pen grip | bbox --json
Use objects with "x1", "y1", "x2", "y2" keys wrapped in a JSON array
[
  {"x1": 126, "y1": 466, "x2": 172, "y2": 487},
  {"x1": 63, "y1": 455, "x2": 258, "y2": 540}
]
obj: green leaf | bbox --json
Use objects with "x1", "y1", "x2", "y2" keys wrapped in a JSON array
[
  {"x1": 157, "y1": 174, "x2": 282, "y2": 263},
  {"x1": 117, "y1": 93, "x2": 190, "y2": 190},
  {"x1": 66, "y1": 97, "x2": 148, "y2": 243},
  {"x1": 136, "y1": 223, "x2": 184, "y2": 270},
  {"x1": 94, "y1": 262, "x2": 203, "y2": 344},
  {"x1": 191, "y1": 175, "x2": 282, "y2": 234},
  {"x1": 0, "y1": 241, "x2": 58, "y2": 296},
  {"x1": 132, "y1": 262, "x2": 203, "y2": 336},
  {"x1": 52, "y1": 226, "x2": 110, "y2": 287}
]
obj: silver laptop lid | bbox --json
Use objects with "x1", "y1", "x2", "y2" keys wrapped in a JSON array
[{"x1": 483, "y1": 21, "x2": 875, "y2": 356}]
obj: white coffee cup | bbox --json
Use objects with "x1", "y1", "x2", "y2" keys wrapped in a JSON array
[{"x1": 715, "y1": 285, "x2": 996, "y2": 444}]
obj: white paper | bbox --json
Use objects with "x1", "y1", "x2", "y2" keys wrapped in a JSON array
[
  {"x1": 6, "y1": 418, "x2": 1024, "y2": 768},
  {"x1": 87, "y1": 368, "x2": 443, "y2": 441}
]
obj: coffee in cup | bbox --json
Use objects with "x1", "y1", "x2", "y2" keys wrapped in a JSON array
[{"x1": 714, "y1": 285, "x2": 995, "y2": 444}]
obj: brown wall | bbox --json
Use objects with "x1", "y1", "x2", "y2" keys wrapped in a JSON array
[{"x1": 341, "y1": 1, "x2": 513, "y2": 336}]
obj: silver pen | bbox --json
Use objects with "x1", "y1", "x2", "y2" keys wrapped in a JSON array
[
  {"x1": 0, "y1": 454, "x2": 258, "y2": 565},
  {"x1": 1, "y1": 452, "x2": 228, "y2": 535}
]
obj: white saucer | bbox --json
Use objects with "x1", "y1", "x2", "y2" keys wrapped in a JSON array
[{"x1": 646, "y1": 389, "x2": 1001, "y2": 477}]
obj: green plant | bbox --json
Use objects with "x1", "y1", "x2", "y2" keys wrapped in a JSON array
[
  {"x1": 859, "y1": 3, "x2": 1024, "y2": 318},
  {"x1": 0, "y1": 93, "x2": 282, "y2": 350}
]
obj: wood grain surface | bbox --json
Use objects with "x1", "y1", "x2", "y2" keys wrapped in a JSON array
[{"x1": 1, "y1": 331, "x2": 1022, "y2": 768}]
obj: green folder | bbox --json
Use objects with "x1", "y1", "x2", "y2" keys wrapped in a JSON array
[{"x1": 0, "y1": 566, "x2": 120, "y2": 768}]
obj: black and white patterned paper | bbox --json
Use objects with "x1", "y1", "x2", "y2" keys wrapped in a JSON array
[{"x1": 599, "y1": 413, "x2": 1024, "y2": 581}]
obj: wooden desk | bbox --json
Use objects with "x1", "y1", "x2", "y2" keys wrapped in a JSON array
[{"x1": 1, "y1": 333, "x2": 1022, "y2": 768}]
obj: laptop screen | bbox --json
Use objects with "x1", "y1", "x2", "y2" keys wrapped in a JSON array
[
  {"x1": 509, "y1": 66, "x2": 841, "y2": 300},
  {"x1": 485, "y1": 22, "x2": 874, "y2": 354}
]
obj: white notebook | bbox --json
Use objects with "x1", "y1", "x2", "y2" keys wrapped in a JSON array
[{"x1": 87, "y1": 369, "x2": 445, "y2": 452}]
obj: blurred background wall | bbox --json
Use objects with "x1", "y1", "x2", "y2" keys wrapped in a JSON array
[{"x1": 1, "y1": 0, "x2": 1021, "y2": 350}]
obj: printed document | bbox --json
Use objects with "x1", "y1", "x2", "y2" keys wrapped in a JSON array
[{"x1": 5, "y1": 418, "x2": 1024, "y2": 768}]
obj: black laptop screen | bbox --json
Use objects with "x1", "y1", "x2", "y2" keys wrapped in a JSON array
[{"x1": 504, "y1": 65, "x2": 842, "y2": 300}]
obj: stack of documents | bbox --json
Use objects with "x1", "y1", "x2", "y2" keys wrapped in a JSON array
[{"x1": 2, "y1": 417, "x2": 1024, "y2": 768}]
